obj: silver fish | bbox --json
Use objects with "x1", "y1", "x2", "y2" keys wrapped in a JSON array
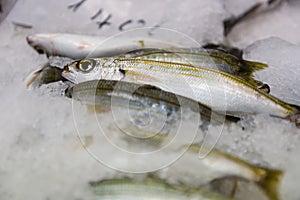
[
  {"x1": 26, "y1": 33, "x2": 178, "y2": 59},
  {"x1": 122, "y1": 48, "x2": 268, "y2": 87},
  {"x1": 160, "y1": 144, "x2": 283, "y2": 200},
  {"x1": 62, "y1": 58, "x2": 300, "y2": 126},
  {"x1": 89, "y1": 176, "x2": 232, "y2": 200},
  {"x1": 65, "y1": 80, "x2": 240, "y2": 136}
]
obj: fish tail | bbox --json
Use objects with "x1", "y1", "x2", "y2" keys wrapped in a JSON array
[
  {"x1": 236, "y1": 60, "x2": 268, "y2": 86},
  {"x1": 257, "y1": 168, "x2": 283, "y2": 200},
  {"x1": 25, "y1": 67, "x2": 44, "y2": 88},
  {"x1": 239, "y1": 59, "x2": 267, "y2": 74}
]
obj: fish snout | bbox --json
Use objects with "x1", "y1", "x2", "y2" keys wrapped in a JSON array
[
  {"x1": 26, "y1": 35, "x2": 35, "y2": 45},
  {"x1": 27, "y1": 35, "x2": 46, "y2": 54}
]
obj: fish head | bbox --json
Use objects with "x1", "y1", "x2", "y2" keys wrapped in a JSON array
[
  {"x1": 26, "y1": 33, "x2": 60, "y2": 56},
  {"x1": 62, "y1": 58, "x2": 103, "y2": 83}
]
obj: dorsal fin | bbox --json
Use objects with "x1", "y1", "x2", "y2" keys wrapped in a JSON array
[{"x1": 237, "y1": 60, "x2": 268, "y2": 86}]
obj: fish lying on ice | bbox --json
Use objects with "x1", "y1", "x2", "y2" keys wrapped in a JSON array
[
  {"x1": 122, "y1": 48, "x2": 268, "y2": 87},
  {"x1": 159, "y1": 144, "x2": 282, "y2": 200},
  {"x1": 62, "y1": 58, "x2": 300, "y2": 126},
  {"x1": 88, "y1": 142, "x2": 283, "y2": 200},
  {"x1": 89, "y1": 176, "x2": 232, "y2": 200},
  {"x1": 26, "y1": 33, "x2": 178, "y2": 59},
  {"x1": 65, "y1": 80, "x2": 240, "y2": 132},
  {"x1": 26, "y1": 33, "x2": 267, "y2": 88}
]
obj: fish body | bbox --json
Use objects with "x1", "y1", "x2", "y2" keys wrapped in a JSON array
[
  {"x1": 163, "y1": 144, "x2": 282, "y2": 200},
  {"x1": 26, "y1": 33, "x2": 177, "y2": 59},
  {"x1": 89, "y1": 177, "x2": 232, "y2": 200},
  {"x1": 65, "y1": 80, "x2": 239, "y2": 125},
  {"x1": 62, "y1": 58, "x2": 298, "y2": 120},
  {"x1": 123, "y1": 48, "x2": 267, "y2": 86}
]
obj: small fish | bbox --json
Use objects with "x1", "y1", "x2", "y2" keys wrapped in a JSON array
[
  {"x1": 162, "y1": 144, "x2": 283, "y2": 200},
  {"x1": 65, "y1": 80, "x2": 240, "y2": 127},
  {"x1": 89, "y1": 176, "x2": 232, "y2": 200},
  {"x1": 26, "y1": 33, "x2": 177, "y2": 59},
  {"x1": 62, "y1": 58, "x2": 300, "y2": 126},
  {"x1": 122, "y1": 48, "x2": 267, "y2": 87}
]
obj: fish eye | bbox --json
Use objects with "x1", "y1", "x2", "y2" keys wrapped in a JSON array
[{"x1": 77, "y1": 59, "x2": 95, "y2": 72}]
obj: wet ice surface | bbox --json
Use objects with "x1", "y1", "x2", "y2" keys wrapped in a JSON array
[
  {"x1": 1, "y1": 0, "x2": 300, "y2": 200},
  {"x1": 227, "y1": 1, "x2": 300, "y2": 48},
  {"x1": 8, "y1": 0, "x2": 227, "y2": 45},
  {"x1": 224, "y1": 0, "x2": 268, "y2": 17},
  {"x1": 244, "y1": 37, "x2": 300, "y2": 105}
]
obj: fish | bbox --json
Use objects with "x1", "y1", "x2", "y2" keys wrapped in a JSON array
[
  {"x1": 89, "y1": 176, "x2": 232, "y2": 200},
  {"x1": 65, "y1": 80, "x2": 240, "y2": 131},
  {"x1": 62, "y1": 58, "x2": 300, "y2": 126},
  {"x1": 161, "y1": 144, "x2": 283, "y2": 200},
  {"x1": 26, "y1": 33, "x2": 178, "y2": 59},
  {"x1": 26, "y1": 33, "x2": 266, "y2": 87},
  {"x1": 122, "y1": 48, "x2": 268, "y2": 87}
]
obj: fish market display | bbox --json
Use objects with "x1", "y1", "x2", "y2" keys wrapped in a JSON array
[
  {"x1": 62, "y1": 57, "x2": 300, "y2": 126},
  {"x1": 3, "y1": 0, "x2": 300, "y2": 199},
  {"x1": 89, "y1": 176, "x2": 232, "y2": 200},
  {"x1": 162, "y1": 144, "x2": 282, "y2": 200}
]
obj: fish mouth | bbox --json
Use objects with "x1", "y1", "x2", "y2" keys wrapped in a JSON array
[
  {"x1": 62, "y1": 66, "x2": 77, "y2": 84},
  {"x1": 26, "y1": 35, "x2": 47, "y2": 55}
]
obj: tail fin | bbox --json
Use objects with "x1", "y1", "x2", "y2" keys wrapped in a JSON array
[
  {"x1": 26, "y1": 63, "x2": 65, "y2": 88},
  {"x1": 242, "y1": 60, "x2": 268, "y2": 71},
  {"x1": 238, "y1": 60, "x2": 268, "y2": 86},
  {"x1": 25, "y1": 68, "x2": 44, "y2": 88},
  {"x1": 257, "y1": 168, "x2": 283, "y2": 200}
]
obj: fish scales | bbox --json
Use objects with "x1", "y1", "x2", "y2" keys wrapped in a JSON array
[
  {"x1": 90, "y1": 177, "x2": 232, "y2": 200},
  {"x1": 114, "y1": 58, "x2": 294, "y2": 117},
  {"x1": 62, "y1": 57, "x2": 299, "y2": 124}
]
